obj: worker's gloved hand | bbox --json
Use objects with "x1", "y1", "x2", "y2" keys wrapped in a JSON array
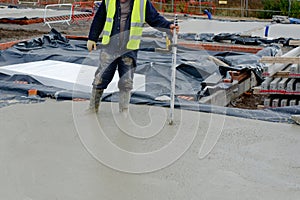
[
  {"x1": 170, "y1": 24, "x2": 179, "y2": 34},
  {"x1": 87, "y1": 40, "x2": 97, "y2": 52}
]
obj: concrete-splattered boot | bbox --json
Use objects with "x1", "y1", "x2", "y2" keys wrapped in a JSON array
[
  {"x1": 119, "y1": 90, "x2": 131, "y2": 117},
  {"x1": 292, "y1": 115, "x2": 300, "y2": 125},
  {"x1": 87, "y1": 88, "x2": 104, "y2": 113}
]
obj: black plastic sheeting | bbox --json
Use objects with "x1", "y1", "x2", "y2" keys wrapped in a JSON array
[
  {"x1": 211, "y1": 33, "x2": 292, "y2": 46},
  {"x1": 0, "y1": 29, "x2": 299, "y2": 123},
  {"x1": 143, "y1": 31, "x2": 293, "y2": 46},
  {"x1": 101, "y1": 91, "x2": 300, "y2": 124}
]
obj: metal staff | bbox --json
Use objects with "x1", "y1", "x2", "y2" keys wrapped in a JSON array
[{"x1": 169, "y1": 14, "x2": 178, "y2": 125}]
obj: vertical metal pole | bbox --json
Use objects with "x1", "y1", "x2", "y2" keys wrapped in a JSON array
[
  {"x1": 245, "y1": 0, "x2": 248, "y2": 17},
  {"x1": 160, "y1": 0, "x2": 162, "y2": 12},
  {"x1": 240, "y1": 0, "x2": 244, "y2": 17},
  {"x1": 169, "y1": 14, "x2": 178, "y2": 125},
  {"x1": 199, "y1": 0, "x2": 202, "y2": 15},
  {"x1": 288, "y1": 0, "x2": 292, "y2": 17}
]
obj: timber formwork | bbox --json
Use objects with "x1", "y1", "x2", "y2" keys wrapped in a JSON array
[{"x1": 256, "y1": 45, "x2": 300, "y2": 108}]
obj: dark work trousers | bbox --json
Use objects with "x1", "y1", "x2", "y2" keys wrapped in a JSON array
[{"x1": 92, "y1": 49, "x2": 135, "y2": 92}]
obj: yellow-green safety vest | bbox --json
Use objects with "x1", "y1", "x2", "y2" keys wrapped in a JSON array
[{"x1": 102, "y1": 0, "x2": 147, "y2": 50}]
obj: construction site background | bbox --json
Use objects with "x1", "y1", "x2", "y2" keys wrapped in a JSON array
[{"x1": 1, "y1": 0, "x2": 300, "y2": 18}]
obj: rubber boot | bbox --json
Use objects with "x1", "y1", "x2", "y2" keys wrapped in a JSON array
[
  {"x1": 119, "y1": 90, "x2": 131, "y2": 116},
  {"x1": 291, "y1": 115, "x2": 300, "y2": 125},
  {"x1": 88, "y1": 88, "x2": 104, "y2": 113}
]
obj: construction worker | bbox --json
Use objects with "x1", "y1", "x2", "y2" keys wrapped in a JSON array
[{"x1": 87, "y1": 0, "x2": 178, "y2": 114}]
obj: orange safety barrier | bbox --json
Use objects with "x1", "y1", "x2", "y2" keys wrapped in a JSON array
[
  {"x1": 179, "y1": 42, "x2": 263, "y2": 54},
  {"x1": 151, "y1": 0, "x2": 216, "y2": 16},
  {"x1": 183, "y1": 1, "x2": 216, "y2": 15},
  {"x1": 43, "y1": 2, "x2": 95, "y2": 27},
  {"x1": 38, "y1": 0, "x2": 60, "y2": 5},
  {"x1": 43, "y1": 3, "x2": 73, "y2": 28},
  {"x1": 0, "y1": 0, "x2": 18, "y2": 4},
  {"x1": 151, "y1": 0, "x2": 166, "y2": 14},
  {"x1": 71, "y1": 1, "x2": 95, "y2": 24},
  {"x1": 0, "y1": 40, "x2": 23, "y2": 50},
  {"x1": 0, "y1": 18, "x2": 43, "y2": 25}
]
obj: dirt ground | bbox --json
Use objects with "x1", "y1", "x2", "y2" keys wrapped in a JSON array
[
  {"x1": 0, "y1": 20, "x2": 91, "y2": 43},
  {"x1": 0, "y1": 28, "x2": 47, "y2": 42},
  {"x1": 229, "y1": 93, "x2": 267, "y2": 109}
]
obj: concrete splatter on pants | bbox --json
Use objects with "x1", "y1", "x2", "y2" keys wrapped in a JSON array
[{"x1": 92, "y1": 50, "x2": 135, "y2": 92}]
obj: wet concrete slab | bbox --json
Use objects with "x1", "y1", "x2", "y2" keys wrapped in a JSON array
[
  {"x1": 180, "y1": 18, "x2": 269, "y2": 35},
  {"x1": 0, "y1": 101, "x2": 299, "y2": 199},
  {"x1": 180, "y1": 18, "x2": 300, "y2": 39},
  {"x1": 251, "y1": 23, "x2": 300, "y2": 39}
]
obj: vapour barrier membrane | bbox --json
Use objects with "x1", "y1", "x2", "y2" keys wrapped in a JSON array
[{"x1": 1, "y1": 29, "x2": 298, "y2": 123}]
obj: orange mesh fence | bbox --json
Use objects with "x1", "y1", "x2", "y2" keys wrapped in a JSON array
[
  {"x1": 151, "y1": 0, "x2": 216, "y2": 16},
  {"x1": 71, "y1": 1, "x2": 95, "y2": 23},
  {"x1": 0, "y1": 0, "x2": 19, "y2": 4}
]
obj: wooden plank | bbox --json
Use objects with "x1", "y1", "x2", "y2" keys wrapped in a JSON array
[
  {"x1": 274, "y1": 71, "x2": 290, "y2": 78},
  {"x1": 260, "y1": 56, "x2": 300, "y2": 64},
  {"x1": 257, "y1": 105, "x2": 265, "y2": 109},
  {"x1": 289, "y1": 40, "x2": 300, "y2": 46},
  {"x1": 207, "y1": 56, "x2": 229, "y2": 67},
  {"x1": 261, "y1": 47, "x2": 300, "y2": 77}
]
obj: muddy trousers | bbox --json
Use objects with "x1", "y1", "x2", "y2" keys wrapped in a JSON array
[
  {"x1": 89, "y1": 88, "x2": 104, "y2": 113},
  {"x1": 89, "y1": 53, "x2": 135, "y2": 113}
]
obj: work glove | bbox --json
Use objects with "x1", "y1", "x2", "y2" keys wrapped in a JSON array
[
  {"x1": 87, "y1": 40, "x2": 96, "y2": 52},
  {"x1": 170, "y1": 24, "x2": 179, "y2": 34}
]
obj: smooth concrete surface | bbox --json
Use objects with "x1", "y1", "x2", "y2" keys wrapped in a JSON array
[
  {"x1": 251, "y1": 23, "x2": 300, "y2": 39},
  {"x1": 0, "y1": 101, "x2": 300, "y2": 199},
  {"x1": 179, "y1": 19, "x2": 300, "y2": 39},
  {"x1": 180, "y1": 19, "x2": 269, "y2": 35}
]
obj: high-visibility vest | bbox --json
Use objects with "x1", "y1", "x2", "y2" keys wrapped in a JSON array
[{"x1": 102, "y1": 0, "x2": 146, "y2": 50}]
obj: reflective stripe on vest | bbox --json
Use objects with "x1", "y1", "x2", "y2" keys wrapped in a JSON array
[
  {"x1": 102, "y1": 0, "x2": 146, "y2": 50},
  {"x1": 126, "y1": 0, "x2": 146, "y2": 49},
  {"x1": 102, "y1": 0, "x2": 116, "y2": 45}
]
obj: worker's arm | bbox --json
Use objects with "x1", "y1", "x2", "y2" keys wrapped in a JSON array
[
  {"x1": 145, "y1": 0, "x2": 172, "y2": 30},
  {"x1": 88, "y1": 0, "x2": 107, "y2": 42}
]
